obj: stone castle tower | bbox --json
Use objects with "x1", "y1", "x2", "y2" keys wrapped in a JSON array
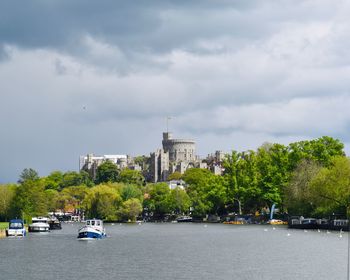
[{"x1": 150, "y1": 132, "x2": 196, "y2": 182}]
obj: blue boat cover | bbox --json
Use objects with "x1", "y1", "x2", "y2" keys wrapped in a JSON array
[{"x1": 9, "y1": 219, "x2": 24, "y2": 224}]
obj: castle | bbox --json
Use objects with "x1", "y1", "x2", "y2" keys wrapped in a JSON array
[
  {"x1": 149, "y1": 132, "x2": 197, "y2": 182},
  {"x1": 80, "y1": 132, "x2": 224, "y2": 182}
]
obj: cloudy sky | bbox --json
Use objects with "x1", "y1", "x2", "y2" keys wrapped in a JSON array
[{"x1": 1, "y1": 0, "x2": 350, "y2": 183}]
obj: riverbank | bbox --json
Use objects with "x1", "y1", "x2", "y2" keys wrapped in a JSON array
[{"x1": 0, "y1": 222, "x2": 7, "y2": 238}]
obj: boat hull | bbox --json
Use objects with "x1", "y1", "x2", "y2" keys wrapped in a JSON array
[
  {"x1": 77, "y1": 227, "x2": 106, "y2": 240},
  {"x1": 176, "y1": 216, "x2": 192, "y2": 223},
  {"x1": 28, "y1": 223, "x2": 50, "y2": 232},
  {"x1": 49, "y1": 222, "x2": 62, "y2": 230},
  {"x1": 6, "y1": 228, "x2": 26, "y2": 237}
]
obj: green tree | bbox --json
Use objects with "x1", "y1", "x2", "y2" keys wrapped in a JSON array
[
  {"x1": 284, "y1": 159, "x2": 321, "y2": 216},
  {"x1": 45, "y1": 189, "x2": 59, "y2": 212},
  {"x1": 118, "y1": 198, "x2": 143, "y2": 222},
  {"x1": 222, "y1": 151, "x2": 242, "y2": 214},
  {"x1": 53, "y1": 170, "x2": 94, "y2": 189},
  {"x1": 183, "y1": 168, "x2": 226, "y2": 216},
  {"x1": 309, "y1": 156, "x2": 350, "y2": 216},
  {"x1": 44, "y1": 171, "x2": 63, "y2": 190},
  {"x1": 256, "y1": 143, "x2": 289, "y2": 208},
  {"x1": 12, "y1": 179, "x2": 48, "y2": 221},
  {"x1": 121, "y1": 184, "x2": 143, "y2": 201},
  {"x1": 57, "y1": 185, "x2": 90, "y2": 213},
  {"x1": 168, "y1": 187, "x2": 191, "y2": 214},
  {"x1": 168, "y1": 172, "x2": 182, "y2": 181},
  {"x1": 83, "y1": 184, "x2": 122, "y2": 221},
  {"x1": 0, "y1": 184, "x2": 16, "y2": 221},
  {"x1": 143, "y1": 183, "x2": 171, "y2": 219},
  {"x1": 18, "y1": 168, "x2": 39, "y2": 183},
  {"x1": 118, "y1": 169, "x2": 145, "y2": 186},
  {"x1": 288, "y1": 136, "x2": 344, "y2": 170},
  {"x1": 95, "y1": 160, "x2": 119, "y2": 184}
]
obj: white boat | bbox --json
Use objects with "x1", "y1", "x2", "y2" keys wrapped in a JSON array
[
  {"x1": 28, "y1": 217, "x2": 50, "y2": 232},
  {"x1": 48, "y1": 216, "x2": 62, "y2": 230},
  {"x1": 6, "y1": 219, "x2": 26, "y2": 236},
  {"x1": 77, "y1": 219, "x2": 106, "y2": 240}
]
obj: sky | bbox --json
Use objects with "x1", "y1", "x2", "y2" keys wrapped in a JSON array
[{"x1": 1, "y1": 0, "x2": 350, "y2": 183}]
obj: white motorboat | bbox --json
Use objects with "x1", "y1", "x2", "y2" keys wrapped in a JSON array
[
  {"x1": 77, "y1": 219, "x2": 106, "y2": 240},
  {"x1": 28, "y1": 217, "x2": 50, "y2": 232},
  {"x1": 6, "y1": 219, "x2": 26, "y2": 237}
]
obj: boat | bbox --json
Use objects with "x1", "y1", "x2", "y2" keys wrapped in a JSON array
[
  {"x1": 176, "y1": 216, "x2": 192, "y2": 222},
  {"x1": 223, "y1": 220, "x2": 245, "y2": 225},
  {"x1": 288, "y1": 216, "x2": 318, "y2": 229},
  {"x1": 77, "y1": 219, "x2": 106, "y2": 240},
  {"x1": 6, "y1": 219, "x2": 26, "y2": 237},
  {"x1": 328, "y1": 219, "x2": 349, "y2": 232},
  {"x1": 28, "y1": 217, "x2": 50, "y2": 232},
  {"x1": 268, "y1": 219, "x2": 287, "y2": 225},
  {"x1": 48, "y1": 216, "x2": 62, "y2": 230}
]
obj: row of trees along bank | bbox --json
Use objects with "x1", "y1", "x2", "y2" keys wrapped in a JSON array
[{"x1": 0, "y1": 136, "x2": 349, "y2": 222}]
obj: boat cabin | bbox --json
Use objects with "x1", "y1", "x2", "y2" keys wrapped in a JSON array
[
  {"x1": 86, "y1": 219, "x2": 103, "y2": 227},
  {"x1": 9, "y1": 219, "x2": 25, "y2": 229},
  {"x1": 32, "y1": 217, "x2": 49, "y2": 223}
]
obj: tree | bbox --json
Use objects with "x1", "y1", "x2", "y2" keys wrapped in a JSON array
[
  {"x1": 143, "y1": 183, "x2": 171, "y2": 219},
  {"x1": 118, "y1": 198, "x2": 143, "y2": 222},
  {"x1": 45, "y1": 189, "x2": 59, "y2": 212},
  {"x1": 168, "y1": 187, "x2": 191, "y2": 214},
  {"x1": 44, "y1": 171, "x2": 63, "y2": 190},
  {"x1": 95, "y1": 160, "x2": 119, "y2": 184},
  {"x1": 168, "y1": 172, "x2": 182, "y2": 181},
  {"x1": 18, "y1": 168, "x2": 39, "y2": 183},
  {"x1": 222, "y1": 151, "x2": 243, "y2": 214},
  {"x1": 284, "y1": 159, "x2": 321, "y2": 216},
  {"x1": 118, "y1": 169, "x2": 145, "y2": 186},
  {"x1": 57, "y1": 185, "x2": 90, "y2": 213},
  {"x1": 83, "y1": 184, "x2": 122, "y2": 221},
  {"x1": 183, "y1": 168, "x2": 226, "y2": 216},
  {"x1": 309, "y1": 156, "x2": 350, "y2": 216},
  {"x1": 256, "y1": 143, "x2": 289, "y2": 208},
  {"x1": 288, "y1": 136, "x2": 345, "y2": 171},
  {"x1": 0, "y1": 184, "x2": 16, "y2": 221},
  {"x1": 134, "y1": 155, "x2": 149, "y2": 169},
  {"x1": 121, "y1": 184, "x2": 143, "y2": 201},
  {"x1": 60, "y1": 171, "x2": 94, "y2": 188},
  {"x1": 12, "y1": 179, "x2": 48, "y2": 221},
  {"x1": 79, "y1": 170, "x2": 94, "y2": 187}
]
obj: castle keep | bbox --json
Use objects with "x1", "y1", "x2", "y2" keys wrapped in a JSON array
[{"x1": 150, "y1": 132, "x2": 197, "y2": 182}]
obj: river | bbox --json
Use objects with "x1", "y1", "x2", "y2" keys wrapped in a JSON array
[{"x1": 0, "y1": 223, "x2": 348, "y2": 280}]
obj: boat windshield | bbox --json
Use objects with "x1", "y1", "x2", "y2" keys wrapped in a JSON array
[
  {"x1": 86, "y1": 220, "x2": 101, "y2": 226},
  {"x1": 9, "y1": 222, "x2": 23, "y2": 229}
]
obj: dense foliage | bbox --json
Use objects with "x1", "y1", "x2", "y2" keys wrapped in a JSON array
[{"x1": 0, "y1": 136, "x2": 348, "y2": 222}]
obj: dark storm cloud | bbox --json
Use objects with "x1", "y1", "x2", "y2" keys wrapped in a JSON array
[
  {"x1": 0, "y1": 0, "x2": 273, "y2": 55},
  {"x1": 1, "y1": 0, "x2": 350, "y2": 183}
]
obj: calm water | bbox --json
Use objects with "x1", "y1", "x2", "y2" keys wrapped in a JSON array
[{"x1": 0, "y1": 223, "x2": 348, "y2": 280}]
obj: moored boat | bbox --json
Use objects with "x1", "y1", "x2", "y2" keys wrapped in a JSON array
[
  {"x1": 28, "y1": 217, "x2": 50, "y2": 232},
  {"x1": 176, "y1": 216, "x2": 192, "y2": 222},
  {"x1": 6, "y1": 219, "x2": 26, "y2": 237},
  {"x1": 77, "y1": 219, "x2": 106, "y2": 240},
  {"x1": 288, "y1": 217, "x2": 318, "y2": 230},
  {"x1": 268, "y1": 219, "x2": 288, "y2": 225},
  {"x1": 328, "y1": 219, "x2": 349, "y2": 232},
  {"x1": 48, "y1": 216, "x2": 62, "y2": 230}
]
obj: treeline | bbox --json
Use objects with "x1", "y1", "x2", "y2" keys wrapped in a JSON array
[{"x1": 0, "y1": 136, "x2": 349, "y2": 222}]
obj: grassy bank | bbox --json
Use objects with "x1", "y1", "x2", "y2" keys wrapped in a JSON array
[{"x1": 0, "y1": 222, "x2": 8, "y2": 230}]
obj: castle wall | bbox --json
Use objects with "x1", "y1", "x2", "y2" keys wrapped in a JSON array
[{"x1": 162, "y1": 133, "x2": 196, "y2": 163}]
